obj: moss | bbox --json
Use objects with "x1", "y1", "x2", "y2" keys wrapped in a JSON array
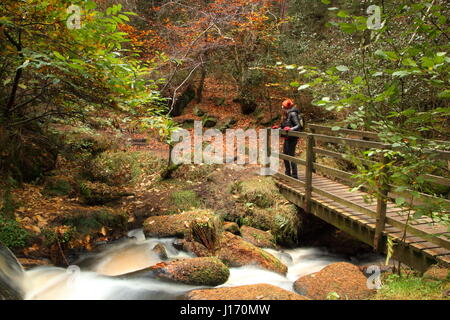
[
  {"x1": 188, "y1": 257, "x2": 230, "y2": 286},
  {"x1": 61, "y1": 129, "x2": 117, "y2": 160},
  {"x1": 43, "y1": 177, "x2": 73, "y2": 197},
  {"x1": 372, "y1": 273, "x2": 449, "y2": 300},
  {"x1": 170, "y1": 190, "x2": 201, "y2": 211},
  {"x1": 60, "y1": 209, "x2": 127, "y2": 235},
  {"x1": 240, "y1": 204, "x2": 299, "y2": 247},
  {"x1": 144, "y1": 209, "x2": 216, "y2": 237},
  {"x1": 239, "y1": 177, "x2": 279, "y2": 208},
  {"x1": 83, "y1": 151, "x2": 165, "y2": 187},
  {"x1": 0, "y1": 215, "x2": 30, "y2": 248}
]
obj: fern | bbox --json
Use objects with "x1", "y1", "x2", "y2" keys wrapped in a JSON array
[{"x1": 385, "y1": 235, "x2": 396, "y2": 266}]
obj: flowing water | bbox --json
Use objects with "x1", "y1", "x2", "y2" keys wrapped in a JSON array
[{"x1": 0, "y1": 229, "x2": 384, "y2": 300}]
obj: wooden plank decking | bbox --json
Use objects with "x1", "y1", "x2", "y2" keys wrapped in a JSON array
[{"x1": 274, "y1": 171, "x2": 450, "y2": 272}]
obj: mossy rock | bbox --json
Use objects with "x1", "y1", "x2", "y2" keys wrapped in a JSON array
[
  {"x1": 143, "y1": 209, "x2": 215, "y2": 238},
  {"x1": 86, "y1": 151, "x2": 143, "y2": 187},
  {"x1": 62, "y1": 130, "x2": 116, "y2": 159},
  {"x1": 237, "y1": 203, "x2": 299, "y2": 247},
  {"x1": 151, "y1": 257, "x2": 229, "y2": 286},
  {"x1": 59, "y1": 209, "x2": 127, "y2": 235},
  {"x1": 78, "y1": 181, "x2": 131, "y2": 205},
  {"x1": 240, "y1": 225, "x2": 276, "y2": 249},
  {"x1": 122, "y1": 257, "x2": 230, "y2": 287},
  {"x1": 152, "y1": 243, "x2": 168, "y2": 260},
  {"x1": 223, "y1": 222, "x2": 240, "y2": 235},
  {"x1": 42, "y1": 176, "x2": 74, "y2": 197},
  {"x1": 184, "y1": 232, "x2": 287, "y2": 275},
  {"x1": 239, "y1": 177, "x2": 279, "y2": 208},
  {"x1": 169, "y1": 189, "x2": 201, "y2": 211}
]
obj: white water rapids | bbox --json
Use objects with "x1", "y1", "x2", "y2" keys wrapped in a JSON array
[{"x1": 2, "y1": 229, "x2": 384, "y2": 300}]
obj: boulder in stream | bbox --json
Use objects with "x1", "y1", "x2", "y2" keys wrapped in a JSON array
[
  {"x1": 129, "y1": 257, "x2": 229, "y2": 286},
  {"x1": 223, "y1": 221, "x2": 240, "y2": 235},
  {"x1": 240, "y1": 225, "x2": 276, "y2": 249},
  {"x1": 143, "y1": 210, "x2": 215, "y2": 238},
  {"x1": 184, "y1": 232, "x2": 287, "y2": 275},
  {"x1": 185, "y1": 283, "x2": 309, "y2": 300},
  {"x1": 293, "y1": 262, "x2": 375, "y2": 300},
  {"x1": 151, "y1": 244, "x2": 168, "y2": 260}
]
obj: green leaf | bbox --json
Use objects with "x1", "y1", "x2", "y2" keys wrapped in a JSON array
[
  {"x1": 298, "y1": 84, "x2": 310, "y2": 91},
  {"x1": 339, "y1": 23, "x2": 357, "y2": 33},
  {"x1": 118, "y1": 14, "x2": 130, "y2": 22},
  {"x1": 402, "y1": 58, "x2": 417, "y2": 67},
  {"x1": 437, "y1": 90, "x2": 450, "y2": 99},
  {"x1": 375, "y1": 50, "x2": 398, "y2": 61},
  {"x1": 395, "y1": 197, "x2": 406, "y2": 206},
  {"x1": 337, "y1": 10, "x2": 349, "y2": 18},
  {"x1": 53, "y1": 51, "x2": 66, "y2": 60},
  {"x1": 353, "y1": 76, "x2": 363, "y2": 84},
  {"x1": 392, "y1": 70, "x2": 411, "y2": 78},
  {"x1": 336, "y1": 65, "x2": 349, "y2": 72},
  {"x1": 85, "y1": 0, "x2": 97, "y2": 10}
]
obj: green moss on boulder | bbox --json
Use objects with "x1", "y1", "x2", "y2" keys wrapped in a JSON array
[
  {"x1": 127, "y1": 257, "x2": 230, "y2": 286},
  {"x1": 240, "y1": 225, "x2": 276, "y2": 249},
  {"x1": 143, "y1": 209, "x2": 215, "y2": 238},
  {"x1": 184, "y1": 232, "x2": 287, "y2": 275}
]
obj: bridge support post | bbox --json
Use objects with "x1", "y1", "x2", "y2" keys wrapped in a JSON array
[
  {"x1": 264, "y1": 128, "x2": 271, "y2": 172},
  {"x1": 304, "y1": 134, "x2": 314, "y2": 213},
  {"x1": 374, "y1": 152, "x2": 389, "y2": 251},
  {"x1": 309, "y1": 127, "x2": 317, "y2": 173}
]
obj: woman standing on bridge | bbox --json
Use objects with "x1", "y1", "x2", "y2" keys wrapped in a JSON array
[{"x1": 272, "y1": 99, "x2": 304, "y2": 179}]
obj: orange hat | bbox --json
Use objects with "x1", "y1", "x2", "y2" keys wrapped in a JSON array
[{"x1": 282, "y1": 99, "x2": 294, "y2": 109}]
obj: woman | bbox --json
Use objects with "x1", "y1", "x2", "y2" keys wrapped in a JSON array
[{"x1": 272, "y1": 99, "x2": 303, "y2": 179}]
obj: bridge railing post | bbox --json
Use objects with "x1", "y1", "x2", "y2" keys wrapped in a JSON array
[
  {"x1": 304, "y1": 133, "x2": 314, "y2": 213},
  {"x1": 309, "y1": 127, "x2": 317, "y2": 173},
  {"x1": 374, "y1": 150, "x2": 389, "y2": 251},
  {"x1": 265, "y1": 128, "x2": 271, "y2": 171}
]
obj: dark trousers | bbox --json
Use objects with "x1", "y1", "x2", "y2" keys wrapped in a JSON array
[{"x1": 283, "y1": 137, "x2": 298, "y2": 178}]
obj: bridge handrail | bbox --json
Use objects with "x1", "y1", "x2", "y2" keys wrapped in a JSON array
[
  {"x1": 274, "y1": 172, "x2": 450, "y2": 251},
  {"x1": 271, "y1": 128, "x2": 450, "y2": 252},
  {"x1": 306, "y1": 124, "x2": 450, "y2": 148}
]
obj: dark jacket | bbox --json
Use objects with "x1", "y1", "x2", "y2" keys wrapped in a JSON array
[{"x1": 281, "y1": 106, "x2": 304, "y2": 132}]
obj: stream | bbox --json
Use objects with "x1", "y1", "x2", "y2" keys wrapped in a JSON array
[{"x1": 0, "y1": 229, "x2": 384, "y2": 300}]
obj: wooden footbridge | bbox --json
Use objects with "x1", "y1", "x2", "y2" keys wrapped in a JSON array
[{"x1": 270, "y1": 125, "x2": 450, "y2": 272}]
